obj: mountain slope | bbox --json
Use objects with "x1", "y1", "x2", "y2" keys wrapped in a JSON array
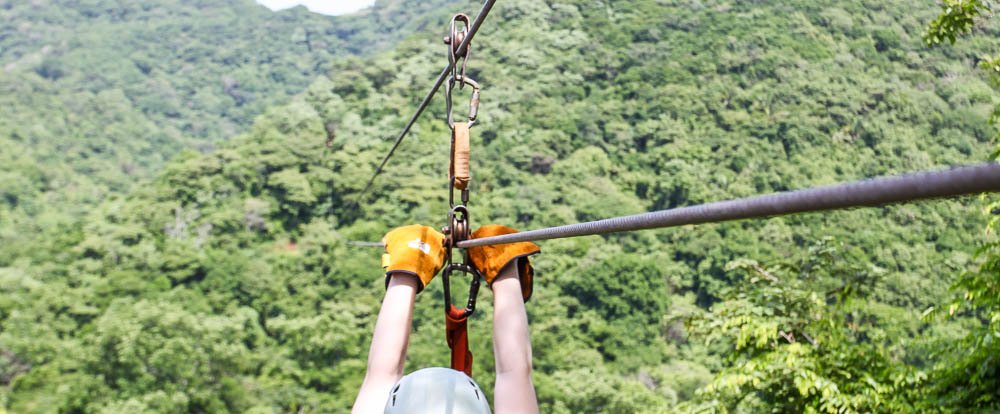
[
  {"x1": 0, "y1": 0, "x2": 459, "y2": 263},
  {"x1": 1, "y1": 0, "x2": 998, "y2": 412}
]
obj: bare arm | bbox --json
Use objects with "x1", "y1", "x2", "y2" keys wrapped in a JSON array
[
  {"x1": 492, "y1": 263, "x2": 539, "y2": 414},
  {"x1": 352, "y1": 275, "x2": 419, "y2": 413}
]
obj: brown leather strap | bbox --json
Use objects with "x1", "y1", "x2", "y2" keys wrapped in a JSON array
[{"x1": 451, "y1": 122, "x2": 471, "y2": 190}]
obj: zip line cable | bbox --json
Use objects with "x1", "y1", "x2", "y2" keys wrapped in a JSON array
[
  {"x1": 351, "y1": 0, "x2": 498, "y2": 205},
  {"x1": 455, "y1": 162, "x2": 1000, "y2": 248},
  {"x1": 345, "y1": 163, "x2": 1000, "y2": 248}
]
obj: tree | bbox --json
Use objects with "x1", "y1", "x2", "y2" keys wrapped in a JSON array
[
  {"x1": 919, "y1": 2, "x2": 1000, "y2": 409},
  {"x1": 681, "y1": 241, "x2": 923, "y2": 413},
  {"x1": 925, "y1": 0, "x2": 1000, "y2": 150}
]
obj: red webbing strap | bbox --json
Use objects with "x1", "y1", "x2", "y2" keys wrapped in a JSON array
[{"x1": 445, "y1": 305, "x2": 473, "y2": 376}]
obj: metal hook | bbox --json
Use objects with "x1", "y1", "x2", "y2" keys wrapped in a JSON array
[
  {"x1": 441, "y1": 262, "x2": 482, "y2": 318},
  {"x1": 445, "y1": 74, "x2": 481, "y2": 129}
]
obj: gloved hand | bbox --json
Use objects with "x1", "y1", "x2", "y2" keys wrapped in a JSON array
[
  {"x1": 382, "y1": 225, "x2": 446, "y2": 293},
  {"x1": 467, "y1": 225, "x2": 540, "y2": 301}
]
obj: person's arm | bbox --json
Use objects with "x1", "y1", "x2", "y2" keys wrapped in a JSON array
[
  {"x1": 492, "y1": 262, "x2": 539, "y2": 414},
  {"x1": 352, "y1": 274, "x2": 418, "y2": 413},
  {"x1": 466, "y1": 224, "x2": 541, "y2": 413},
  {"x1": 353, "y1": 224, "x2": 446, "y2": 412}
]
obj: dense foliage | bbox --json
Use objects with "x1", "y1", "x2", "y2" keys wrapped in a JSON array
[
  {"x1": 0, "y1": 0, "x2": 456, "y2": 263},
  {"x1": 1, "y1": 0, "x2": 998, "y2": 412}
]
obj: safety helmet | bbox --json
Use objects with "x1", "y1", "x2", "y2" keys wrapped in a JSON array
[{"x1": 384, "y1": 367, "x2": 491, "y2": 413}]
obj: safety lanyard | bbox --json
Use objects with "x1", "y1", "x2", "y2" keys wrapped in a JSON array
[{"x1": 440, "y1": 13, "x2": 482, "y2": 377}]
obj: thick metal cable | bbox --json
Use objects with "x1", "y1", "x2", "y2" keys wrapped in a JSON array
[
  {"x1": 457, "y1": 163, "x2": 1000, "y2": 248},
  {"x1": 352, "y1": 0, "x2": 498, "y2": 204}
]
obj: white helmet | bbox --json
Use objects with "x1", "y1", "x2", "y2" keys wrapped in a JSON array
[{"x1": 384, "y1": 367, "x2": 491, "y2": 413}]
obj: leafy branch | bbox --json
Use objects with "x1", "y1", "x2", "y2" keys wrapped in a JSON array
[{"x1": 924, "y1": 0, "x2": 993, "y2": 46}]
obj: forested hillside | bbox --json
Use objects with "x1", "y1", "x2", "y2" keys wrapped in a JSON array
[
  {"x1": 1, "y1": 0, "x2": 999, "y2": 412},
  {"x1": 0, "y1": 0, "x2": 456, "y2": 263}
]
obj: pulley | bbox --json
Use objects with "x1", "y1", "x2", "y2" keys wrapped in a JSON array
[{"x1": 444, "y1": 13, "x2": 472, "y2": 85}]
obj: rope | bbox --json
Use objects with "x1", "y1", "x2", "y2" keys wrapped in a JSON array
[
  {"x1": 351, "y1": 0, "x2": 498, "y2": 205},
  {"x1": 456, "y1": 162, "x2": 1000, "y2": 248}
]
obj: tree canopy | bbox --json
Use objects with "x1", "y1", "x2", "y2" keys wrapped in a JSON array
[{"x1": 1, "y1": 0, "x2": 999, "y2": 412}]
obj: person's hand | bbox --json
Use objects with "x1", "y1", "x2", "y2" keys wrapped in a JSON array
[
  {"x1": 382, "y1": 225, "x2": 446, "y2": 293},
  {"x1": 467, "y1": 225, "x2": 540, "y2": 301}
]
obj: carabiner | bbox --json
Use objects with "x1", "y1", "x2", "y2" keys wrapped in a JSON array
[
  {"x1": 441, "y1": 262, "x2": 482, "y2": 318},
  {"x1": 445, "y1": 74, "x2": 480, "y2": 129}
]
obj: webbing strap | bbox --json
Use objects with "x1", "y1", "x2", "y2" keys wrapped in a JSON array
[{"x1": 445, "y1": 305, "x2": 473, "y2": 376}]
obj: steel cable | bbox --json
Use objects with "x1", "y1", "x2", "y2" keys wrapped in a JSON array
[
  {"x1": 352, "y1": 0, "x2": 498, "y2": 205},
  {"x1": 456, "y1": 163, "x2": 1000, "y2": 248}
]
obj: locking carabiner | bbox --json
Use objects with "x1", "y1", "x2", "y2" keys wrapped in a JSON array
[
  {"x1": 441, "y1": 262, "x2": 481, "y2": 318},
  {"x1": 445, "y1": 74, "x2": 480, "y2": 129},
  {"x1": 441, "y1": 258, "x2": 480, "y2": 376}
]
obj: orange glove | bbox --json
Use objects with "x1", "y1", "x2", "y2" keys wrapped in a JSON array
[
  {"x1": 382, "y1": 225, "x2": 446, "y2": 293},
  {"x1": 467, "y1": 225, "x2": 540, "y2": 301}
]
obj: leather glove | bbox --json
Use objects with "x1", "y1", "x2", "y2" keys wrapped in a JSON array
[
  {"x1": 467, "y1": 225, "x2": 540, "y2": 301},
  {"x1": 382, "y1": 225, "x2": 446, "y2": 293}
]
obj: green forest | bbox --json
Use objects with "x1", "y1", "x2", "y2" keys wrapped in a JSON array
[{"x1": 1, "y1": 0, "x2": 998, "y2": 412}]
